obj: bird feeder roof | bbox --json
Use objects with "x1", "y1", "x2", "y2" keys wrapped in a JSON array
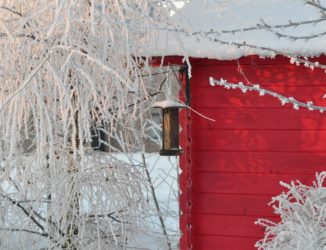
[{"x1": 152, "y1": 100, "x2": 187, "y2": 109}]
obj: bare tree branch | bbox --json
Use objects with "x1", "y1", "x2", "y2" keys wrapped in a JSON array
[
  {"x1": 0, "y1": 6, "x2": 22, "y2": 17},
  {"x1": 305, "y1": 0, "x2": 326, "y2": 12},
  {"x1": 0, "y1": 228, "x2": 47, "y2": 237},
  {"x1": 0, "y1": 194, "x2": 45, "y2": 232}
]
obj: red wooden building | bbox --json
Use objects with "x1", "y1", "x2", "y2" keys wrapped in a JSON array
[
  {"x1": 176, "y1": 56, "x2": 326, "y2": 249},
  {"x1": 145, "y1": 1, "x2": 326, "y2": 249}
]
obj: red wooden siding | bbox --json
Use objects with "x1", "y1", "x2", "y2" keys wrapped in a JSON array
[{"x1": 179, "y1": 56, "x2": 326, "y2": 250}]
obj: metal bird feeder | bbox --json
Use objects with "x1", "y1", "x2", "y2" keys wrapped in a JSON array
[{"x1": 152, "y1": 100, "x2": 187, "y2": 156}]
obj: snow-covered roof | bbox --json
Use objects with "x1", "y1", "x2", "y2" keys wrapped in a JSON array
[{"x1": 140, "y1": 0, "x2": 326, "y2": 60}]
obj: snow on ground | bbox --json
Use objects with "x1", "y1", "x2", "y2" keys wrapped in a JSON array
[
  {"x1": 115, "y1": 153, "x2": 180, "y2": 250},
  {"x1": 139, "y1": 0, "x2": 326, "y2": 59}
]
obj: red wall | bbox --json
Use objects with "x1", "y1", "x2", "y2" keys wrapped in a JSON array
[{"x1": 179, "y1": 56, "x2": 326, "y2": 250}]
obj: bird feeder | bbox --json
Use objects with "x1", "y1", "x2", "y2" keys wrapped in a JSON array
[{"x1": 152, "y1": 100, "x2": 187, "y2": 156}]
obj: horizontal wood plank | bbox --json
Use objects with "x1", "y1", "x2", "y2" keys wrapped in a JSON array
[
  {"x1": 193, "y1": 65, "x2": 326, "y2": 87},
  {"x1": 194, "y1": 172, "x2": 316, "y2": 195},
  {"x1": 193, "y1": 235, "x2": 259, "y2": 250},
  {"x1": 193, "y1": 193, "x2": 274, "y2": 216},
  {"x1": 190, "y1": 55, "x2": 326, "y2": 66},
  {"x1": 194, "y1": 214, "x2": 276, "y2": 237},
  {"x1": 192, "y1": 130, "x2": 326, "y2": 152},
  {"x1": 192, "y1": 151, "x2": 326, "y2": 174},
  {"x1": 192, "y1": 108, "x2": 326, "y2": 130}
]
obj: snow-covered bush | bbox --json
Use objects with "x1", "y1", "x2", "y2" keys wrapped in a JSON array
[{"x1": 255, "y1": 172, "x2": 326, "y2": 250}]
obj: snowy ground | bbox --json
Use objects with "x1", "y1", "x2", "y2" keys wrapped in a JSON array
[{"x1": 115, "y1": 153, "x2": 180, "y2": 250}]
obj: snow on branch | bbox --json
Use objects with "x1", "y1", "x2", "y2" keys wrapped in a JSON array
[
  {"x1": 0, "y1": 1, "x2": 180, "y2": 249},
  {"x1": 256, "y1": 18, "x2": 326, "y2": 41},
  {"x1": 217, "y1": 0, "x2": 326, "y2": 40},
  {"x1": 191, "y1": 17, "x2": 326, "y2": 40},
  {"x1": 255, "y1": 171, "x2": 326, "y2": 250},
  {"x1": 305, "y1": 0, "x2": 326, "y2": 12},
  {"x1": 209, "y1": 77, "x2": 326, "y2": 113}
]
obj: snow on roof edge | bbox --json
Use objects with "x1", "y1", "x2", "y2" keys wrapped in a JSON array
[
  {"x1": 143, "y1": 47, "x2": 326, "y2": 62},
  {"x1": 139, "y1": 0, "x2": 326, "y2": 61}
]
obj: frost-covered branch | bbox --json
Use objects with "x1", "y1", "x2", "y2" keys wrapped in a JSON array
[
  {"x1": 305, "y1": 0, "x2": 326, "y2": 12},
  {"x1": 188, "y1": 17, "x2": 326, "y2": 39},
  {"x1": 255, "y1": 172, "x2": 326, "y2": 250},
  {"x1": 219, "y1": 18, "x2": 326, "y2": 34},
  {"x1": 0, "y1": 228, "x2": 48, "y2": 237},
  {"x1": 191, "y1": 0, "x2": 326, "y2": 41},
  {"x1": 209, "y1": 77, "x2": 326, "y2": 112},
  {"x1": 0, "y1": 6, "x2": 22, "y2": 17},
  {"x1": 0, "y1": 1, "x2": 180, "y2": 249},
  {"x1": 0, "y1": 193, "x2": 46, "y2": 233}
]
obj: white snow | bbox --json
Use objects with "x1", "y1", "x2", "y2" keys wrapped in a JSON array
[
  {"x1": 0, "y1": 65, "x2": 4, "y2": 77},
  {"x1": 114, "y1": 153, "x2": 180, "y2": 249},
  {"x1": 140, "y1": 0, "x2": 326, "y2": 59},
  {"x1": 152, "y1": 99, "x2": 187, "y2": 109}
]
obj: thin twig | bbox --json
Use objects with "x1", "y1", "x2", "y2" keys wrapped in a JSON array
[
  {"x1": 141, "y1": 154, "x2": 172, "y2": 250},
  {"x1": 0, "y1": 228, "x2": 48, "y2": 237},
  {"x1": 0, "y1": 193, "x2": 45, "y2": 232},
  {"x1": 306, "y1": 1, "x2": 326, "y2": 12},
  {"x1": 88, "y1": 212, "x2": 121, "y2": 223},
  {"x1": 0, "y1": 6, "x2": 22, "y2": 17}
]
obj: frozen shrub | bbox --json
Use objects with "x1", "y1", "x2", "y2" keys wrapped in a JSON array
[{"x1": 255, "y1": 172, "x2": 326, "y2": 250}]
